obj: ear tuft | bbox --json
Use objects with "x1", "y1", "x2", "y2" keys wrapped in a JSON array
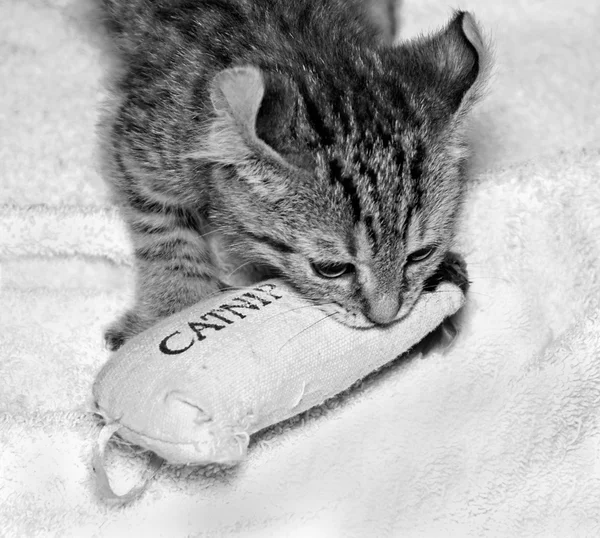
[
  {"x1": 403, "y1": 11, "x2": 493, "y2": 117},
  {"x1": 440, "y1": 12, "x2": 480, "y2": 104},
  {"x1": 448, "y1": 11, "x2": 493, "y2": 113},
  {"x1": 432, "y1": 11, "x2": 491, "y2": 113}
]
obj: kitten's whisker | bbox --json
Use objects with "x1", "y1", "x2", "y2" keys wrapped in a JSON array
[
  {"x1": 198, "y1": 225, "x2": 229, "y2": 239},
  {"x1": 226, "y1": 241, "x2": 252, "y2": 251},
  {"x1": 460, "y1": 263, "x2": 507, "y2": 271},
  {"x1": 277, "y1": 312, "x2": 338, "y2": 353},
  {"x1": 198, "y1": 229, "x2": 221, "y2": 239},
  {"x1": 428, "y1": 289, "x2": 491, "y2": 298},
  {"x1": 225, "y1": 260, "x2": 256, "y2": 278},
  {"x1": 261, "y1": 302, "x2": 337, "y2": 325},
  {"x1": 199, "y1": 286, "x2": 243, "y2": 302},
  {"x1": 468, "y1": 276, "x2": 511, "y2": 282}
]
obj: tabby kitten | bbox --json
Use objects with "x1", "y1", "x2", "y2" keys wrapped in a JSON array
[{"x1": 98, "y1": 0, "x2": 490, "y2": 350}]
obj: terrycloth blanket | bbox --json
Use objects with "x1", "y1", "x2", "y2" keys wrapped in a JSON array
[{"x1": 1, "y1": 0, "x2": 600, "y2": 536}]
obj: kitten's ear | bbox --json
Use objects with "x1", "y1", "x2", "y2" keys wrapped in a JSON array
[
  {"x1": 209, "y1": 66, "x2": 265, "y2": 141},
  {"x1": 403, "y1": 11, "x2": 492, "y2": 117},
  {"x1": 197, "y1": 66, "x2": 304, "y2": 175}
]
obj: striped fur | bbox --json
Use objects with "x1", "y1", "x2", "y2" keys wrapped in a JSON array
[{"x1": 98, "y1": 0, "x2": 491, "y2": 348}]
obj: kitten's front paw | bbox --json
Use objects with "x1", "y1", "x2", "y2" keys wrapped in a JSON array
[
  {"x1": 417, "y1": 251, "x2": 469, "y2": 355},
  {"x1": 424, "y1": 251, "x2": 470, "y2": 293},
  {"x1": 104, "y1": 310, "x2": 153, "y2": 351}
]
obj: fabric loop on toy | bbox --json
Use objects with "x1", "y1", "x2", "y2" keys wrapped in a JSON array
[{"x1": 93, "y1": 422, "x2": 164, "y2": 505}]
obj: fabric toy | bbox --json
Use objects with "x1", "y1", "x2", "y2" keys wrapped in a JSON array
[{"x1": 93, "y1": 278, "x2": 465, "y2": 502}]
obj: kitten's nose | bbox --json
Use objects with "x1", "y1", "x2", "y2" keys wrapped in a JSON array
[{"x1": 366, "y1": 295, "x2": 401, "y2": 325}]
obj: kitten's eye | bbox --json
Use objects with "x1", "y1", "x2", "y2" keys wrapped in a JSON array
[
  {"x1": 407, "y1": 247, "x2": 436, "y2": 263},
  {"x1": 311, "y1": 261, "x2": 355, "y2": 279}
]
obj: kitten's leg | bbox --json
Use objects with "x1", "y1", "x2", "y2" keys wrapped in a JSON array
[
  {"x1": 105, "y1": 207, "x2": 222, "y2": 351},
  {"x1": 423, "y1": 251, "x2": 470, "y2": 294},
  {"x1": 414, "y1": 251, "x2": 470, "y2": 355}
]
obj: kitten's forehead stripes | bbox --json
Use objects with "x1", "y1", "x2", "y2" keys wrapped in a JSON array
[
  {"x1": 393, "y1": 146, "x2": 405, "y2": 190},
  {"x1": 328, "y1": 158, "x2": 362, "y2": 223},
  {"x1": 294, "y1": 65, "x2": 427, "y2": 249},
  {"x1": 409, "y1": 141, "x2": 426, "y2": 181},
  {"x1": 401, "y1": 205, "x2": 413, "y2": 245},
  {"x1": 395, "y1": 140, "x2": 429, "y2": 243},
  {"x1": 351, "y1": 145, "x2": 382, "y2": 203},
  {"x1": 363, "y1": 215, "x2": 379, "y2": 252},
  {"x1": 409, "y1": 141, "x2": 427, "y2": 211},
  {"x1": 298, "y1": 83, "x2": 336, "y2": 148},
  {"x1": 296, "y1": 54, "x2": 414, "y2": 151},
  {"x1": 321, "y1": 132, "x2": 429, "y2": 259}
]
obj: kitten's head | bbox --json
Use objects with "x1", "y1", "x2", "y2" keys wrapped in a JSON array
[{"x1": 197, "y1": 11, "x2": 491, "y2": 326}]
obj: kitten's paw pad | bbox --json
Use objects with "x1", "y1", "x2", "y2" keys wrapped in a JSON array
[{"x1": 103, "y1": 310, "x2": 151, "y2": 351}]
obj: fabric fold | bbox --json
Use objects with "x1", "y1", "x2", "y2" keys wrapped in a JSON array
[{"x1": 2, "y1": 149, "x2": 600, "y2": 536}]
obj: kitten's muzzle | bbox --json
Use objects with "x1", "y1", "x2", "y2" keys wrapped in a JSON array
[{"x1": 365, "y1": 295, "x2": 402, "y2": 325}]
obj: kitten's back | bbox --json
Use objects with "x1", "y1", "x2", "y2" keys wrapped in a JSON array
[{"x1": 101, "y1": 0, "x2": 388, "y2": 61}]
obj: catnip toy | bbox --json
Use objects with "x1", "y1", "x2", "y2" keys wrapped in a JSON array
[{"x1": 93, "y1": 278, "x2": 464, "y2": 501}]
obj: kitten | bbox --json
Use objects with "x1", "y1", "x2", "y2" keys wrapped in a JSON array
[{"x1": 98, "y1": 0, "x2": 490, "y2": 350}]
